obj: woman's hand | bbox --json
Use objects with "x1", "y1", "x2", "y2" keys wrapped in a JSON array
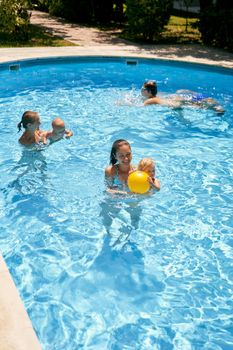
[{"x1": 106, "y1": 188, "x2": 128, "y2": 195}]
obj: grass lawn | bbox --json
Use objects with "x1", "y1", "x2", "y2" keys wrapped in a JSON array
[
  {"x1": 161, "y1": 15, "x2": 201, "y2": 43},
  {"x1": 0, "y1": 24, "x2": 75, "y2": 47}
]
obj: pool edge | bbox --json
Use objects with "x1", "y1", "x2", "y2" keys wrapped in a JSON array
[
  {"x1": 0, "y1": 46, "x2": 232, "y2": 70},
  {"x1": 0, "y1": 254, "x2": 42, "y2": 350}
]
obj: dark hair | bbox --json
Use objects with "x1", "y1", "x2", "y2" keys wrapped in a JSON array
[
  {"x1": 110, "y1": 139, "x2": 131, "y2": 165},
  {"x1": 17, "y1": 111, "x2": 39, "y2": 132},
  {"x1": 144, "y1": 81, "x2": 157, "y2": 96}
]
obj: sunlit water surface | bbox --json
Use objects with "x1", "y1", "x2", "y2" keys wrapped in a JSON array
[{"x1": 0, "y1": 58, "x2": 233, "y2": 350}]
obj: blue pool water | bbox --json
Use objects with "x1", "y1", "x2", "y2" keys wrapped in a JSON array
[{"x1": 0, "y1": 57, "x2": 233, "y2": 350}]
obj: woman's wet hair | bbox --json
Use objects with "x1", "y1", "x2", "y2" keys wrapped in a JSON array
[
  {"x1": 110, "y1": 139, "x2": 131, "y2": 165},
  {"x1": 17, "y1": 111, "x2": 39, "y2": 132},
  {"x1": 144, "y1": 81, "x2": 158, "y2": 96}
]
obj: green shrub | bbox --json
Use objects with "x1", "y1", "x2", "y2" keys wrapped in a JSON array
[
  {"x1": 0, "y1": 0, "x2": 30, "y2": 39},
  {"x1": 126, "y1": 0, "x2": 173, "y2": 41}
]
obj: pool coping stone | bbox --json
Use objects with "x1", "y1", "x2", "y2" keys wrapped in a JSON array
[{"x1": 0, "y1": 255, "x2": 42, "y2": 350}]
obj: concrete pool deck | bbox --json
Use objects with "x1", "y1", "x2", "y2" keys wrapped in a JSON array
[
  {"x1": 0, "y1": 9, "x2": 232, "y2": 350},
  {"x1": 0, "y1": 256, "x2": 41, "y2": 349}
]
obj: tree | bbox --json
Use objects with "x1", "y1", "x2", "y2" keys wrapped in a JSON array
[
  {"x1": 49, "y1": 0, "x2": 114, "y2": 23},
  {"x1": 126, "y1": 0, "x2": 173, "y2": 41},
  {"x1": 182, "y1": 0, "x2": 194, "y2": 32},
  {"x1": 0, "y1": 0, "x2": 30, "y2": 38},
  {"x1": 92, "y1": 0, "x2": 114, "y2": 23},
  {"x1": 199, "y1": 0, "x2": 233, "y2": 50},
  {"x1": 113, "y1": 0, "x2": 126, "y2": 22}
]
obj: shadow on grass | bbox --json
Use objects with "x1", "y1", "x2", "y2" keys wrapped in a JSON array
[{"x1": 0, "y1": 24, "x2": 75, "y2": 48}]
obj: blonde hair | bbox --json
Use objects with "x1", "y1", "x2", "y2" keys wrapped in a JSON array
[
  {"x1": 52, "y1": 117, "x2": 65, "y2": 128},
  {"x1": 138, "y1": 158, "x2": 155, "y2": 172}
]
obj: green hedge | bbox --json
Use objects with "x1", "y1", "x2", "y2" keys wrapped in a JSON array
[{"x1": 0, "y1": 0, "x2": 30, "y2": 39}]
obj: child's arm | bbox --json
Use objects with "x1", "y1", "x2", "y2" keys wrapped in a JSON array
[
  {"x1": 65, "y1": 129, "x2": 73, "y2": 138},
  {"x1": 106, "y1": 188, "x2": 128, "y2": 195},
  {"x1": 148, "y1": 177, "x2": 161, "y2": 191}
]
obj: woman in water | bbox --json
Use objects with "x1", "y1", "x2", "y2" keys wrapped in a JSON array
[
  {"x1": 105, "y1": 139, "x2": 136, "y2": 194},
  {"x1": 18, "y1": 111, "x2": 45, "y2": 146},
  {"x1": 103, "y1": 139, "x2": 141, "y2": 248}
]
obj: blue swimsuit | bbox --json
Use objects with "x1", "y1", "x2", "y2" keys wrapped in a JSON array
[
  {"x1": 191, "y1": 93, "x2": 207, "y2": 102},
  {"x1": 112, "y1": 165, "x2": 123, "y2": 186},
  {"x1": 106, "y1": 164, "x2": 134, "y2": 191}
]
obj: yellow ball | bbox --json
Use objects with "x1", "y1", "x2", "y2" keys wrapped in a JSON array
[{"x1": 128, "y1": 171, "x2": 150, "y2": 194}]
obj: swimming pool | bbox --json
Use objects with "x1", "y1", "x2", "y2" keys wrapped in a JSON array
[{"x1": 0, "y1": 57, "x2": 233, "y2": 349}]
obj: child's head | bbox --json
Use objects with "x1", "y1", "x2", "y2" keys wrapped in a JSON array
[
  {"x1": 110, "y1": 139, "x2": 132, "y2": 165},
  {"x1": 138, "y1": 158, "x2": 156, "y2": 177},
  {"x1": 141, "y1": 81, "x2": 158, "y2": 97},
  {"x1": 18, "y1": 111, "x2": 40, "y2": 132},
  {"x1": 51, "y1": 117, "x2": 66, "y2": 136}
]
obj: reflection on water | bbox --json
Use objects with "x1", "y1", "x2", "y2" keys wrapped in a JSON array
[
  {"x1": 1, "y1": 148, "x2": 54, "y2": 224},
  {"x1": 7, "y1": 148, "x2": 47, "y2": 195},
  {"x1": 100, "y1": 195, "x2": 143, "y2": 250}
]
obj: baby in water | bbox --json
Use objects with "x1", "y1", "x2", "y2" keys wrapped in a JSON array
[
  {"x1": 137, "y1": 157, "x2": 161, "y2": 191},
  {"x1": 42, "y1": 117, "x2": 73, "y2": 143}
]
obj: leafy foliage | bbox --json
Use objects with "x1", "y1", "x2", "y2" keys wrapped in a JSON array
[
  {"x1": 31, "y1": 0, "x2": 51, "y2": 11},
  {"x1": 125, "y1": 0, "x2": 173, "y2": 41},
  {"x1": 0, "y1": 23, "x2": 75, "y2": 47},
  {"x1": 33, "y1": 0, "x2": 125, "y2": 24},
  {"x1": 0, "y1": 0, "x2": 30, "y2": 39}
]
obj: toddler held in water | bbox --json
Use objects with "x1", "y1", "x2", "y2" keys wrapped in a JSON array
[
  {"x1": 137, "y1": 157, "x2": 160, "y2": 191},
  {"x1": 43, "y1": 117, "x2": 73, "y2": 143}
]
